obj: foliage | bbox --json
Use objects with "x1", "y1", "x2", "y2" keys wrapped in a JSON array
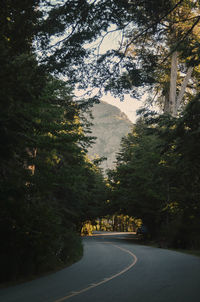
[
  {"x1": 81, "y1": 215, "x2": 137, "y2": 234},
  {"x1": 0, "y1": 0, "x2": 107, "y2": 283},
  {"x1": 1, "y1": 0, "x2": 200, "y2": 282},
  {"x1": 107, "y1": 119, "x2": 166, "y2": 236},
  {"x1": 34, "y1": 0, "x2": 200, "y2": 100},
  {"x1": 108, "y1": 98, "x2": 200, "y2": 247}
]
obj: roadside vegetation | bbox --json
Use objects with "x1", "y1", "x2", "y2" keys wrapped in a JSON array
[
  {"x1": 0, "y1": 1, "x2": 107, "y2": 283},
  {"x1": 1, "y1": 0, "x2": 200, "y2": 284},
  {"x1": 107, "y1": 100, "x2": 200, "y2": 250}
]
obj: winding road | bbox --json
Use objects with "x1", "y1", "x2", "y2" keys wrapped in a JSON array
[{"x1": 1, "y1": 232, "x2": 200, "y2": 302}]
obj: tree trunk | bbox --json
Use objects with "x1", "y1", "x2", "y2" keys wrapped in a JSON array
[
  {"x1": 176, "y1": 66, "x2": 193, "y2": 113},
  {"x1": 163, "y1": 91, "x2": 170, "y2": 114},
  {"x1": 169, "y1": 51, "x2": 178, "y2": 116}
]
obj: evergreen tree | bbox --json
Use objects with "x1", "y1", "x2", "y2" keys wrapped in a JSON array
[
  {"x1": 108, "y1": 100, "x2": 200, "y2": 247},
  {"x1": 107, "y1": 118, "x2": 166, "y2": 237},
  {"x1": 0, "y1": 0, "x2": 107, "y2": 282}
]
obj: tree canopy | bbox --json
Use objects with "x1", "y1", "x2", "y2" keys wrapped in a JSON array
[
  {"x1": 34, "y1": 1, "x2": 200, "y2": 103},
  {"x1": 1, "y1": 0, "x2": 200, "y2": 282},
  {"x1": 107, "y1": 96, "x2": 200, "y2": 247},
  {"x1": 0, "y1": 0, "x2": 108, "y2": 282}
]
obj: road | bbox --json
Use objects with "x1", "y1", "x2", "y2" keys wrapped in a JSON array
[{"x1": 1, "y1": 232, "x2": 200, "y2": 302}]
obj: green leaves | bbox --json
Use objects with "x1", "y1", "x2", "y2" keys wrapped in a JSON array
[
  {"x1": 108, "y1": 98, "x2": 200, "y2": 246},
  {"x1": 0, "y1": 1, "x2": 108, "y2": 282}
]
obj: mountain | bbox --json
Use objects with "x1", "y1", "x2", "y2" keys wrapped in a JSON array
[{"x1": 87, "y1": 101, "x2": 133, "y2": 172}]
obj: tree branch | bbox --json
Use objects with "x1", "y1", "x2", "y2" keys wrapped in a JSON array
[
  {"x1": 162, "y1": 15, "x2": 200, "y2": 64},
  {"x1": 123, "y1": 0, "x2": 184, "y2": 55}
]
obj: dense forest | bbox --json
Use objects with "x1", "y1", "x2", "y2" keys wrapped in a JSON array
[
  {"x1": 107, "y1": 101, "x2": 200, "y2": 248},
  {"x1": 1, "y1": 0, "x2": 200, "y2": 283},
  {"x1": 0, "y1": 0, "x2": 108, "y2": 283}
]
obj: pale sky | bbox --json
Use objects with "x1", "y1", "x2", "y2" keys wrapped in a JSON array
[
  {"x1": 88, "y1": 26, "x2": 145, "y2": 123},
  {"x1": 49, "y1": 9, "x2": 146, "y2": 122}
]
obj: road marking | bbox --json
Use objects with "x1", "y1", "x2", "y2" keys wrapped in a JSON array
[
  {"x1": 91, "y1": 232, "x2": 136, "y2": 236},
  {"x1": 54, "y1": 243, "x2": 138, "y2": 302}
]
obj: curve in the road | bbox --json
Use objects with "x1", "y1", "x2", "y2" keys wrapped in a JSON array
[{"x1": 54, "y1": 242, "x2": 138, "y2": 302}]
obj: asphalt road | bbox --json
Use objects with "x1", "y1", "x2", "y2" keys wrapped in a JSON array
[{"x1": 1, "y1": 232, "x2": 200, "y2": 302}]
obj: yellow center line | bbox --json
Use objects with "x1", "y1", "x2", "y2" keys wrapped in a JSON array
[{"x1": 54, "y1": 243, "x2": 138, "y2": 302}]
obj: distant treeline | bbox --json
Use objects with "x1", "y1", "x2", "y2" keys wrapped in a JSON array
[{"x1": 81, "y1": 215, "x2": 139, "y2": 235}]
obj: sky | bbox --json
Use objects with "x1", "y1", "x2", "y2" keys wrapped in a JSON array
[{"x1": 94, "y1": 26, "x2": 145, "y2": 123}]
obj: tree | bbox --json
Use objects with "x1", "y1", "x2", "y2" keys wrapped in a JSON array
[
  {"x1": 3, "y1": 1, "x2": 198, "y2": 106},
  {"x1": 0, "y1": 0, "x2": 108, "y2": 282},
  {"x1": 108, "y1": 98, "x2": 200, "y2": 247},
  {"x1": 107, "y1": 117, "x2": 167, "y2": 237},
  {"x1": 158, "y1": 95, "x2": 200, "y2": 247},
  {"x1": 123, "y1": 0, "x2": 200, "y2": 115},
  {"x1": 1, "y1": 0, "x2": 199, "y2": 281}
]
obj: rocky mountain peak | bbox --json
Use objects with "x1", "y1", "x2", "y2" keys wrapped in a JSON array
[{"x1": 87, "y1": 101, "x2": 133, "y2": 172}]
